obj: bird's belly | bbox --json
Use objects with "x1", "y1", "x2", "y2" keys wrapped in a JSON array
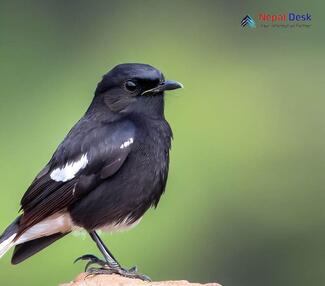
[
  {"x1": 69, "y1": 153, "x2": 168, "y2": 231},
  {"x1": 99, "y1": 217, "x2": 142, "y2": 233}
]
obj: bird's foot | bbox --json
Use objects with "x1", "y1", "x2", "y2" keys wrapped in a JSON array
[
  {"x1": 74, "y1": 254, "x2": 151, "y2": 281},
  {"x1": 87, "y1": 266, "x2": 151, "y2": 281}
]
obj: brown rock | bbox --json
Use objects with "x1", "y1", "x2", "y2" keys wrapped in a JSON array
[{"x1": 60, "y1": 273, "x2": 221, "y2": 286}]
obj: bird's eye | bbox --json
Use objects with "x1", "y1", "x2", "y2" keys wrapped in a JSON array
[{"x1": 124, "y1": 80, "x2": 137, "y2": 92}]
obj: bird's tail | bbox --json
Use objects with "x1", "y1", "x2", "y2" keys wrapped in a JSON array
[
  {"x1": 1, "y1": 212, "x2": 72, "y2": 263},
  {"x1": 0, "y1": 216, "x2": 20, "y2": 258}
]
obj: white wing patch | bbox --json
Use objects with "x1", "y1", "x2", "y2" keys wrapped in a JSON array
[
  {"x1": 120, "y1": 138, "x2": 134, "y2": 149},
  {"x1": 50, "y1": 154, "x2": 88, "y2": 182}
]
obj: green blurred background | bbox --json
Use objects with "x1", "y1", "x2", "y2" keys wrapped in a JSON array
[{"x1": 0, "y1": 1, "x2": 324, "y2": 285}]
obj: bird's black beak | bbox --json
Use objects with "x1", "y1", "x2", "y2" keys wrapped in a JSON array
[{"x1": 141, "y1": 80, "x2": 183, "y2": 96}]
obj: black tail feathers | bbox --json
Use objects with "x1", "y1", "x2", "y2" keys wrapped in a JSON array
[{"x1": 12, "y1": 232, "x2": 68, "y2": 264}]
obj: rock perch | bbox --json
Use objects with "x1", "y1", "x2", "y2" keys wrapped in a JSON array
[{"x1": 60, "y1": 273, "x2": 221, "y2": 286}]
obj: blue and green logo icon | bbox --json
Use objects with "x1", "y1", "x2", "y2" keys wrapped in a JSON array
[{"x1": 241, "y1": 15, "x2": 256, "y2": 28}]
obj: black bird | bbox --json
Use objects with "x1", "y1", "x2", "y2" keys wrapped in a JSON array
[{"x1": 0, "y1": 63, "x2": 183, "y2": 280}]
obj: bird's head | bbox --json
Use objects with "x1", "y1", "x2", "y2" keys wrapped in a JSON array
[{"x1": 93, "y1": 63, "x2": 183, "y2": 116}]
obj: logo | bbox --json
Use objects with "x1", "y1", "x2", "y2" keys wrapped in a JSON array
[
  {"x1": 241, "y1": 12, "x2": 312, "y2": 29},
  {"x1": 241, "y1": 15, "x2": 256, "y2": 28}
]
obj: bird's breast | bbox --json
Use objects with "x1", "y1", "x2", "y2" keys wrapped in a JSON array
[
  {"x1": 132, "y1": 119, "x2": 172, "y2": 190},
  {"x1": 68, "y1": 118, "x2": 172, "y2": 231}
]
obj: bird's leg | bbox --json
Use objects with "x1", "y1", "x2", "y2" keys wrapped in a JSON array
[
  {"x1": 74, "y1": 231, "x2": 120, "y2": 270},
  {"x1": 89, "y1": 231, "x2": 121, "y2": 269},
  {"x1": 74, "y1": 231, "x2": 151, "y2": 281}
]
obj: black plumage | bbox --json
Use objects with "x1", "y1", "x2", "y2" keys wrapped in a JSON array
[{"x1": 0, "y1": 63, "x2": 183, "y2": 280}]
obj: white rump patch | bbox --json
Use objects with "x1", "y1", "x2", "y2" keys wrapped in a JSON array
[
  {"x1": 16, "y1": 212, "x2": 73, "y2": 244},
  {"x1": 120, "y1": 138, "x2": 134, "y2": 149},
  {"x1": 0, "y1": 212, "x2": 74, "y2": 258},
  {"x1": 50, "y1": 154, "x2": 88, "y2": 182}
]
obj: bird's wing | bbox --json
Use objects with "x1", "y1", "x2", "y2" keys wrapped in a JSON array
[{"x1": 19, "y1": 119, "x2": 135, "y2": 234}]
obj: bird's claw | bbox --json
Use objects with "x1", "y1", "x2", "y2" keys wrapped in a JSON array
[
  {"x1": 74, "y1": 254, "x2": 108, "y2": 271},
  {"x1": 128, "y1": 266, "x2": 138, "y2": 273},
  {"x1": 74, "y1": 254, "x2": 104, "y2": 264}
]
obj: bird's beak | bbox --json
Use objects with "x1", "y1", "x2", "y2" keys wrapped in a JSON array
[{"x1": 141, "y1": 80, "x2": 184, "y2": 96}]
